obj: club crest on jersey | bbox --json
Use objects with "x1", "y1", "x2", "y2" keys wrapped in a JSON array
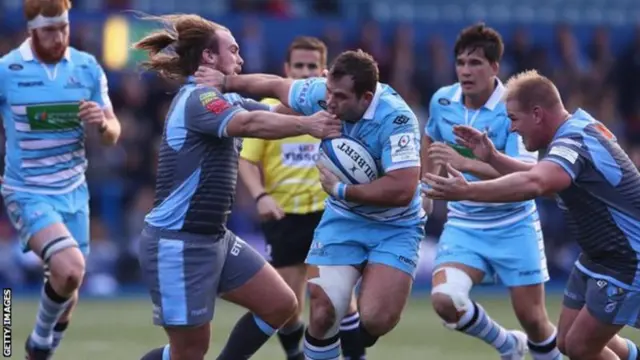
[
  {"x1": 317, "y1": 100, "x2": 327, "y2": 110},
  {"x1": 438, "y1": 98, "x2": 450, "y2": 106},
  {"x1": 64, "y1": 76, "x2": 85, "y2": 89},
  {"x1": 8, "y1": 64, "x2": 23, "y2": 71}
]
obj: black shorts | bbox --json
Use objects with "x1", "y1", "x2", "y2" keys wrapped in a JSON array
[{"x1": 261, "y1": 211, "x2": 323, "y2": 268}]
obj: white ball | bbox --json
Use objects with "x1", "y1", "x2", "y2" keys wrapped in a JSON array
[{"x1": 317, "y1": 137, "x2": 379, "y2": 185}]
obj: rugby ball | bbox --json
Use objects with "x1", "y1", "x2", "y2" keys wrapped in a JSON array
[{"x1": 318, "y1": 137, "x2": 379, "y2": 184}]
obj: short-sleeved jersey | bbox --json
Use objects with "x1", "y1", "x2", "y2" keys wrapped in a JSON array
[
  {"x1": 288, "y1": 77, "x2": 424, "y2": 226},
  {"x1": 542, "y1": 109, "x2": 640, "y2": 289},
  {"x1": 240, "y1": 97, "x2": 326, "y2": 214},
  {"x1": 145, "y1": 78, "x2": 270, "y2": 236},
  {"x1": 426, "y1": 81, "x2": 538, "y2": 229},
  {"x1": 0, "y1": 40, "x2": 112, "y2": 194}
]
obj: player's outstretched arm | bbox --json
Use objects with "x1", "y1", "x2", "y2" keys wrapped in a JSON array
[
  {"x1": 194, "y1": 67, "x2": 294, "y2": 107},
  {"x1": 453, "y1": 125, "x2": 535, "y2": 176},
  {"x1": 425, "y1": 161, "x2": 571, "y2": 203},
  {"x1": 185, "y1": 87, "x2": 340, "y2": 140}
]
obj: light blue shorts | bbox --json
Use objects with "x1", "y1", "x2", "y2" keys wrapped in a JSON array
[
  {"x1": 306, "y1": 207, "x2": 424, "y2": 277},
  {"x1": 435, "y1": 213, "x2": 549, "y2": 287},
  {"x1": 2, "y1": 183, "x2": 90, "y2": 255}
]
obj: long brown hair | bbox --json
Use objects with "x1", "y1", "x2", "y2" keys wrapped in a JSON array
[{"x1": 132, "y1": 14, "x2": 228, "y2": 80}]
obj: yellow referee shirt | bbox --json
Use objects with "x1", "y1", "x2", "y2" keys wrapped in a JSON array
[{"x1": 240, "y1": 98, "x2": 326, "y2": 214}]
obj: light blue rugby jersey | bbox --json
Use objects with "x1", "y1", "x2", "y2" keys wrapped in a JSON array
[
  {"x1": 288, "y1": 77, "x2": 424, "y2": 226},
  {"x1": 425, "y1": 81, "x2": 538, "y2": 229},
  {"x1": 0, "y1": 39, "x2": 112, "y2": 194}
]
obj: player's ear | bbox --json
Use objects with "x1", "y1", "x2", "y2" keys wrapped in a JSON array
[
  {"x1": 532, "y1": 106, "x2": 543, "y2": 124},
  {"x1": 283, "y1": 62, "x2": 291, "y2": 78},
  {"x1": 201, "y1": 49, "x2": 217, "y2": 67},
  {"x1": 491, "y1": 61, "x2": 499, "y2": 75}
]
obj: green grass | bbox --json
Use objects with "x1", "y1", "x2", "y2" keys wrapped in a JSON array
[{"x1": 10, "y1": 295, "x2": 640, "y2": 359}]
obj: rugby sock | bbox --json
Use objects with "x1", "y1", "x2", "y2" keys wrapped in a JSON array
[
  {"x1": 140, "y1": 344, "x2": 170, "y2": 360},
  {"x1": 624, "y1": 338, "x2": 639, "y2": 360},
  {"x1": 359, "y1": 323, "x2": 379, "y2": 348},
  {"x1": 51, "y1": 321, "x2": 69, "y2": 350},
  {"x1": 340, "y1": 312, "x2": 366, "y2": 359},
  {"x1": 456, "y1": 301, "x2": 517, "y2": 355},
  {"x1": 303, "y1": 330, "x2": 341, "y2": 360},
  {"x1": 29, "y1": 281, "x2": 72, "y2": 349},
  {"x1": 528, "y1": 328, "x2": 562, "y2": 360},
  {"x1": 277, "y1": 320, "x2": 305, "y2": 359},
  {"x1": 217, "y1": 313, "x2": 276, "y2": 360}
]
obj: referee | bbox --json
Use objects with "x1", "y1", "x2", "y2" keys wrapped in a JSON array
[{"x1": 239, "y1": 36, "x2": 366, "y2": 360}]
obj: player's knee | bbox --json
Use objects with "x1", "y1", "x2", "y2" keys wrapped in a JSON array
[
  {"x1": 307, "y1": 265, "x2": 360, "y2": 338},
  {"x1": 513, "y1": 303, "x2": 549, "y2": 338},
  {"x1": 430, "y1": 267, "x2": 473, "y2": 326},
  {"x1": 431, "y1": 293, "x2": 460, "y2": 323},
  {"x1": 308, "y1": 283, "x2": 337, "y2": 334},
  {"x1": 273, "y1": 289, "x2": 298, "y2": 327},
  {"x1": 49, "y1": 247, "x2": 85, "y2": 294},
  {"x1": 360, "y1": 308, "x2": 401, "y2": 337}
]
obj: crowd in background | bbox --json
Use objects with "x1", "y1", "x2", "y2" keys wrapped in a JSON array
[{"x1": 1, "y1": 0, "x2": 640, "y2": 295}]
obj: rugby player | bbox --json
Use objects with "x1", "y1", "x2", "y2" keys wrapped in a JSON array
[
  {"x1": 424, "y1": 69, "x2": 640, "y2": 360},
  {"x1": 132, "y1": 14, "x2": 341, "y2": 360},
  {"x1": 195, "y1": 49, "x2": 424, "y2": 359},
  {"x1": 0, "y1": 0, "x2": 121, "y2": 358},
  {"x1": 421, "y1": 24, "x2": 559, "y2": 359},
  {"x1": 238, "y1": 36, "x2": 364, "y2": 360}
]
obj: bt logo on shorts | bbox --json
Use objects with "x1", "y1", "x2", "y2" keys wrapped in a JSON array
[{"x1": 230, "y1": 240, "x2": 243, "y2": 256}]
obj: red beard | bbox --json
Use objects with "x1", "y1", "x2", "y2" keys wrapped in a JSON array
[{"x1": 32, "y1": 31, "x2": 68, "y2": 63}]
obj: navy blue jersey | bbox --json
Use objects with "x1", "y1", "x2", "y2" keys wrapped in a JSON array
[
  {"x1": 542, "y1": 109, "x2": 640, "y2": 289},
  {"x1": 145, "y1": 79, "x2": 269, "y2": 236}
]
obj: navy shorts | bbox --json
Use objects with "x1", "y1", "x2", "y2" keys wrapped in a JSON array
[
  {"x1": 563, "y1": 265, "x2": 640, "y2": 328},
  {"x1": 138, "y1": 225, "x2": 266, "y2": 327}
]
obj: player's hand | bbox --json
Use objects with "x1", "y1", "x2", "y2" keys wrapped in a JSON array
[
  {"x1": 453, "y1": 125, "x2": 497, "y2": 163},
  {"x1": 303, "y1": 111, "x2": 341, "y2": 139},
  {"x1": 317, "y1": 163, "x2": 341, "y2": 196},
  {"x1": 422, "y1": 164, "x2": 470, "y2": 201},
  {"x1": 256, "y1": 194, "x2": 285, "y2": 221},
  {"x1": 428, "y1": 142, "x2": 469, "y2": 171},
  {"x1": 194, "y1": 66, "x2": 226, "y2": 91},
  {"x1": 79, "y1": 100, "x2": 106, "y2": 128}
]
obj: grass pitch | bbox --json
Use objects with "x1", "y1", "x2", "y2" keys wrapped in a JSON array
[{"x1": 10, "y1": 293, "x2": 640, "y2": 359}]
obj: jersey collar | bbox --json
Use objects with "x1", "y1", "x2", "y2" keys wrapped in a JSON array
[
  {"x1": 19, "y1": 38, "x2": 71, "y2": 63},
  {"x1": 451, "y1": 78, "x2": 505, "y2": 111},
  {"x1": 362, "y1": 83, "x2": 383, "y2": 120}
]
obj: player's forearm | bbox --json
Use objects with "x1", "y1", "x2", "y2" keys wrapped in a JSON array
[
  {"x1": 229, "y1": 111, "x2": 306, "y2": 139},
  {"x1": 346, "y1": 177, "x2": 416, "y2": 207},
  {"x1": 461, "y1": 159, "x2": 502, "y2": 180},
  {"x1": 99, "y1": 116, "x2": 121, "y2": 146},
  {"x1": 468, "y1": 171, "x2": 544, "y2": 203},
  {"x1": 225, "y1": 74, "x2": 291, "y2": 105},
  {"x1": 238, "y1": 159, "x2": 266, "y2": 198},
  {"x1": 487, "y1": 151, "x2": 535, "y2": 175}
]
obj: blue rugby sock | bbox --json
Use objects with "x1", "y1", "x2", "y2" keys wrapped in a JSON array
[
  {"x1": 625, "y1": 338, "x2": 639, "y2": 360},
  {"x1": 29, "y1": 282, "x2": 72, "y2": 349},
  {"x1": 217, "y1": 313, "x2": 276, "y2": 360},
  {"x1": 456, "y1": 301, "x2": 516, "y2": 355},
  {"x1": 51, "y1": 321, "x2": 69, "y2": 350},
  {"x1": 304, "y1": 330, "x2": 341, "y2": 360},
  {"x1": 277, "y1": 320, "x2": 304, "y2": 359}
]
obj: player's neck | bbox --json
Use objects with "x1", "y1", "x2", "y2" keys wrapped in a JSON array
[{"x1": 463, "y1": 83, "x2": 496, "y2": 110}]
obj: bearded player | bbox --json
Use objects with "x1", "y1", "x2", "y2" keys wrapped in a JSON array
[
  {"x1": 239, "y1": 36, "x2": 365, "y2": 360},
  {"x1": 0, "y1": 0, "x2": 121, "y2": 358}
]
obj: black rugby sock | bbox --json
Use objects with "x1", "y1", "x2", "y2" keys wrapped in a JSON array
[
  {"x1": 340, "y1": 312, "x2": 366, "y2": 359},
  {"x1": 217, "y1": 312, "x2": 276, "y2": 360},
  {"x1": 277, "y1": 320, "x2": 304, "y2": 359},
  {"x1": 359, "y1": 323, "x2": 379, "y2": 348}
]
